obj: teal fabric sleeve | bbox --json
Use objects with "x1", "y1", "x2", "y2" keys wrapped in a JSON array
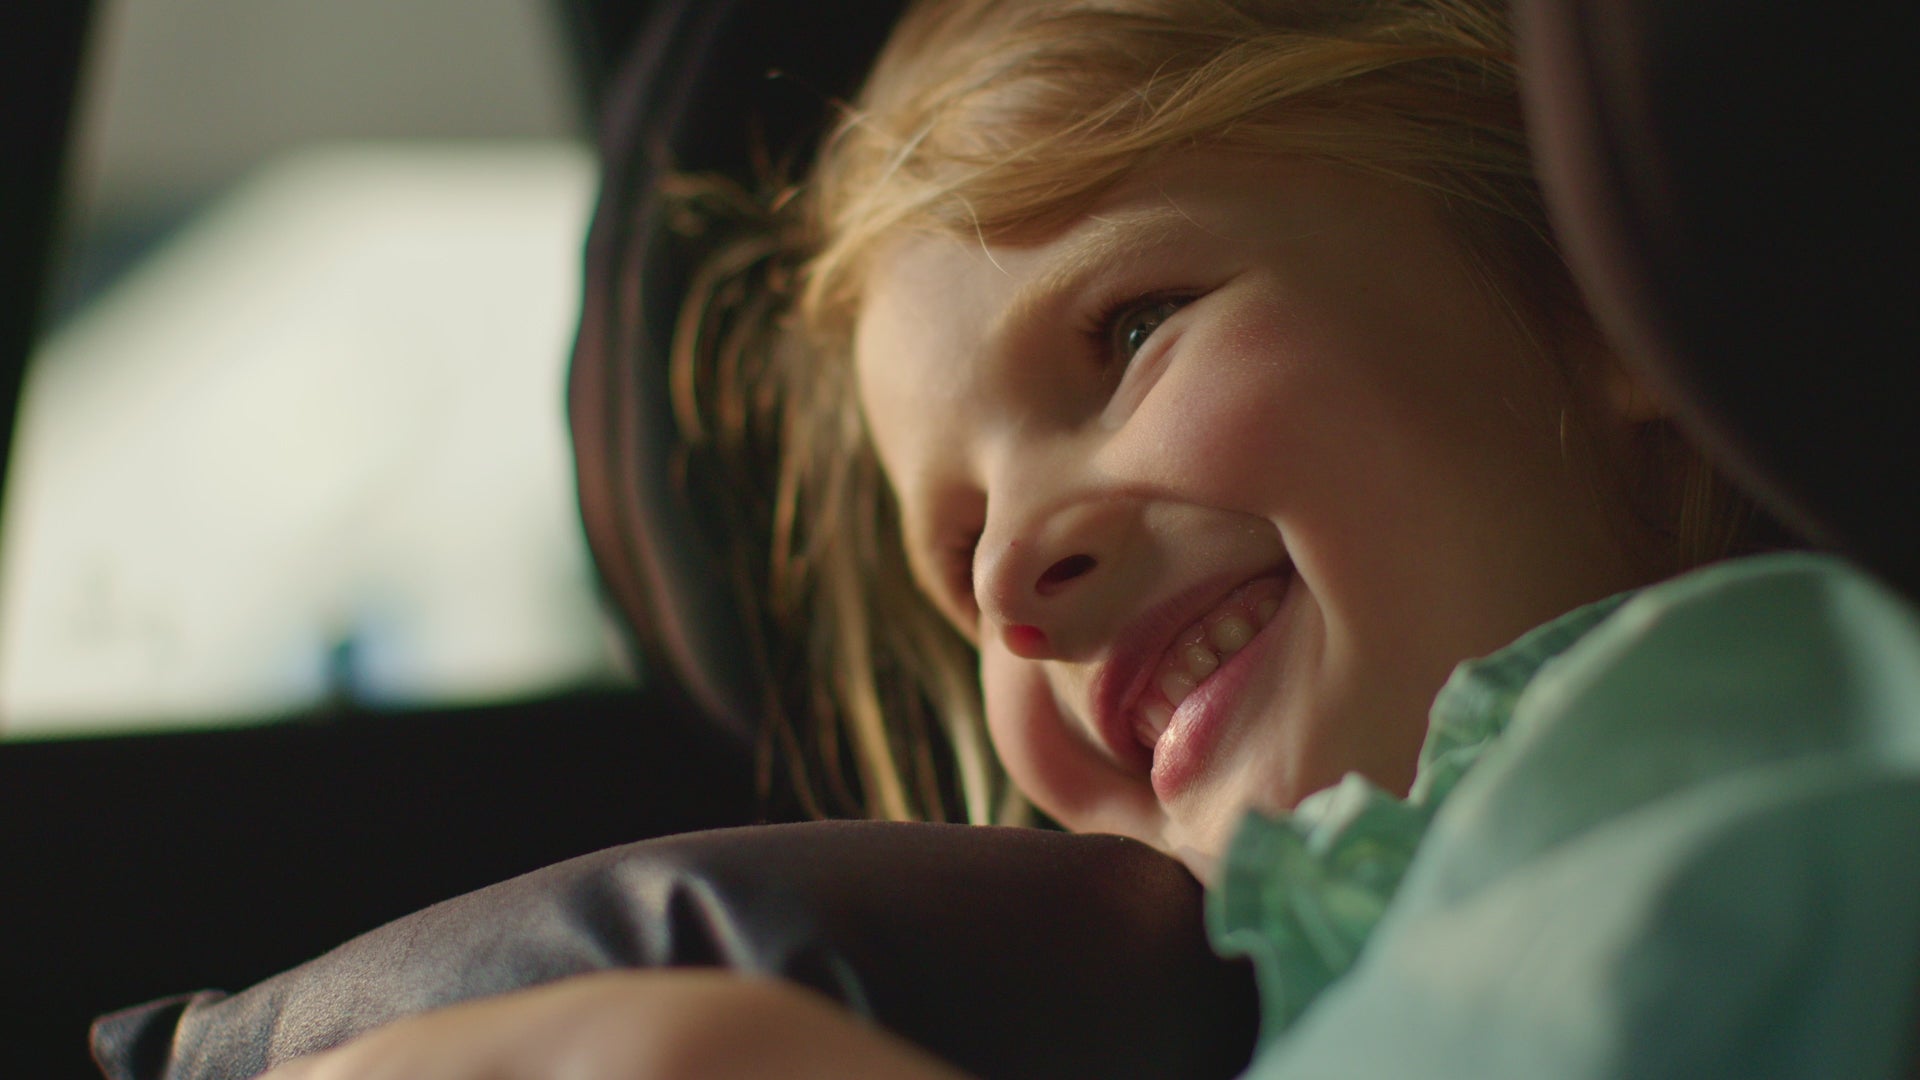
[{"x1": 1236, "y1": 553, "x2": 1920, "y2": 1079}]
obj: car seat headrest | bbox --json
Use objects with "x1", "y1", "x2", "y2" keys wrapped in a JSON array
[
  {"x1": 1515, "y1": 0, "x2": 1920, "y2": 599},
  {"x1": 568, "y1": 0, "x2": 908, "y2": 739}
]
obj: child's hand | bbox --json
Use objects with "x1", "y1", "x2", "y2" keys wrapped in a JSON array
[{"x1": 253, "y1": 969, "x2": 974, "y2": 1080}]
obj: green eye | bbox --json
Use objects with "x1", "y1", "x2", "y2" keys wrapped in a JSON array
[{"x1": 1112, "y1": 298, "x2": 1187, "y2": 360}]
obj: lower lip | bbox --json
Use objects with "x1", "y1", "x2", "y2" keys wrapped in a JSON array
[{"x1": 1149, "y1": 574, "x2": 1292, "y2": 800}]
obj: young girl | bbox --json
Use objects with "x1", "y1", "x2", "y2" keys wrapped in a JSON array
[{"x1": 261, "y1": 0, "x2": 1920, "y2": 1077}]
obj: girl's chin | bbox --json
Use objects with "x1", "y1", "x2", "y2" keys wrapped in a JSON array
[
  {"x1": 1167, "y1": 839, "x2": 1223, "y2": 888},
  {"x1": 1151, "y1": 802, "x2": 1250, "y2": 887}
]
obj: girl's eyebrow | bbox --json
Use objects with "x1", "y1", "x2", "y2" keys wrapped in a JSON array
[{"x1": 986, "y1": 206, "x2": 1201, "y2": 347}]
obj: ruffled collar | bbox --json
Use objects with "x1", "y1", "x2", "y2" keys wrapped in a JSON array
[{"x1": 1206, "y1": 589, "x2": 1633, "y2": 1050}]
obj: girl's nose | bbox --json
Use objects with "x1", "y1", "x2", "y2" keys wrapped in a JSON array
[
  {"x1": 1000, "y1": 553, "x2": 1101, "y2": 657},
  {"x1": 1002, "y1": 622, "x2": 1053, "y2": 659},
  {"x1": 976, "y1": 499, "x2": 1131, "y2": 657},
  {"x1": 1035, "y1": 553, "x2": 1097, "y2": 595}
]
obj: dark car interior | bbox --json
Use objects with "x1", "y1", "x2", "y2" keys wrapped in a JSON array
[
  {"x1": 3, "y1": 5, "x2": 774, "y2": 1078},
  {"x1": 5, "y1": 0, "x2": 1916, "y2": 1077}
]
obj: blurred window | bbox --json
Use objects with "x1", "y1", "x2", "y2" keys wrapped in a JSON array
[{"x1": 0, "y1": 0, "x2": 632, "y2": 739}]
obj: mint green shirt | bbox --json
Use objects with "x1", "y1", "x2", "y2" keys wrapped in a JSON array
[{"x1": 1209, "y1": 553, "x2": 1920, "y2": 1079}]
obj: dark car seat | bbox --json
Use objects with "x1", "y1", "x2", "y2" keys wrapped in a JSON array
[
  {"x1": 1514, "y1": 0, "x2": 1920, "y2": 602},
  {"x1": 570, "y1": 0, "x2": 909, "y2": 742}
]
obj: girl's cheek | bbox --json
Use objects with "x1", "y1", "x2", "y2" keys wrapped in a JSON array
[
  {"x1": 1123, "y1": 319, "x2": 1325, "y2": 508},
  {"x1": 979, "y1": 645, "x2": 1071, "y2": 819},
  {"x1": 979, "y1": 644, "x2": 1148, "y2": 837}
]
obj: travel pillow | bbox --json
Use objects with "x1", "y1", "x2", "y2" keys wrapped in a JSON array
[{"x1": 89, "y1": 822, "x2": 1258, "y2": 1080}]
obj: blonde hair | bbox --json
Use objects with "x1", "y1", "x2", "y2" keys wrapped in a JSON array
[{"x1": 670, "y1": 0, "x2": 1779, "y2": 824}]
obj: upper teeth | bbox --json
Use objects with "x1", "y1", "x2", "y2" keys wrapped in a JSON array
[{"x1": 1132, "y1": 581, "x2": 1287, "y2": 750}]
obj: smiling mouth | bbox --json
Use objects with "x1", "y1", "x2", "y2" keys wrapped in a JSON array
[{"x1": 1131, "y1": 575, "x2": 1290, "y2": 753}]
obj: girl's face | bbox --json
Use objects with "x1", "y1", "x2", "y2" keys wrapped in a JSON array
[{"x1": 855, "y1": 155, "x2": 1654, "y2": 870}]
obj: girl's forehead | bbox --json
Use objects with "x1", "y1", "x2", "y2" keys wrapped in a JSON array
[
  {"x1": 852, "y1": 236, "x2": 995, "y2": 428},
  {"x1": 853, "y1": 152, "x2": 1385, "y2": 288},
  {"x1": 850, "y1": 156, "x2": 1366, "y2": 467},
  {"x1": 852, "y1": 153, "x2": 1432, "y2": 342},
  {"x1": 849, "y1": 153, "x2": 1523, "y2": 477}
]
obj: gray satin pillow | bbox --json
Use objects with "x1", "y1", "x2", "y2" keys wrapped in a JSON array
[{"x1": 92, "y1": 821, "x2": 1258, "y2": 1080}]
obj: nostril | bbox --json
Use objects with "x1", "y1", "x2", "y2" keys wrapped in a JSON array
[{"x1": 1035, "y1": 554, "x2": 1097, "y2": 595}]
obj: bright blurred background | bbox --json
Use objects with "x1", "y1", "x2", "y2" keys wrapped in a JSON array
[{"x1": 0, "y1": 0, "x2": 633, "y2": 738}]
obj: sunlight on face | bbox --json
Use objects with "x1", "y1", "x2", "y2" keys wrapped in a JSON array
[{"x1": 855, "y1": 155, "x2": 1655, "y2": 869}]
